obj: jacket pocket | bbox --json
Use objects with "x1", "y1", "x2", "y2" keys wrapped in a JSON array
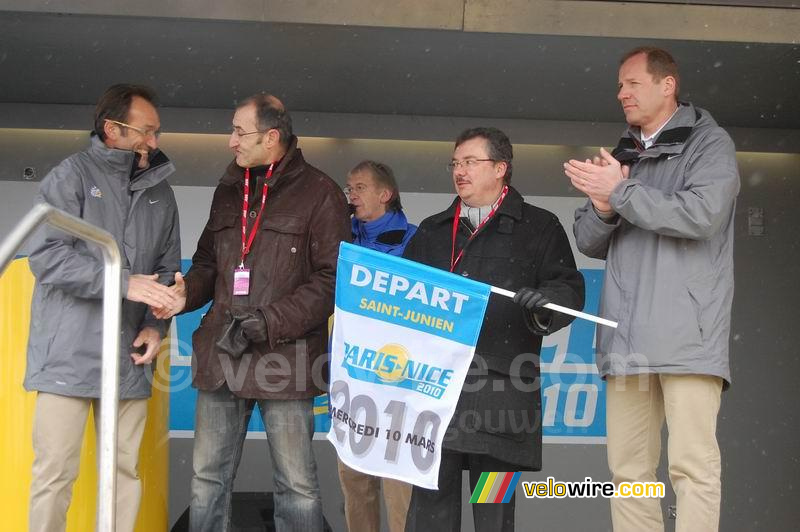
[
  {"x1": 261, "y1": 213, "x2": 306, "y2": 271},
  {"x1": 472, "y1": 368, "x2": 539, "y2": 443},
  {"x1": 206, "y1": 213, "x2": 238, "y2": 271},
  {"x1": 207, "y1": 213, "x2": 238, "y2": 232},
  {"x1": 686, "y1": 275, "x2": 713, "y2": 346}
]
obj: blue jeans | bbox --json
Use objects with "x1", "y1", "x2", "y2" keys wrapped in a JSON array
[{"x1": 189, "y1": 385, "x2": 323, "y2": 532}]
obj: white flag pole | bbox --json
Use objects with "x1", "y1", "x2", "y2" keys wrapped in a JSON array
[{"x1": 490, "y1": 286, "x2": 618, "y2": 329}]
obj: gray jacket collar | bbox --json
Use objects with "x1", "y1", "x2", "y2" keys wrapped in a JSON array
[
  {"x1": 88, "y1": 133, "x2": 174, "y2": 191},
  {"x1": 612, "y1": 102, "x2": 702, "y2": 163}
]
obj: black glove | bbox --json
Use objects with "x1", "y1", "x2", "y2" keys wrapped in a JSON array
[
  {"x1": 233, "y1": 309, "x2": 269, "y2": 344},
  {"x1": 514, "y1": 286, "x2": 557, "y2": 331},
  {"x1": 513, "y1": 287, "x2": 552, "y2": 310},
  {"x1": 215, "y1": 311, "x2": 249, "y2": 359}
]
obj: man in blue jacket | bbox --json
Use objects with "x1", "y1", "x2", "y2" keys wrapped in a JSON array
[
  {"x1": 25, "y1": 84, "x2": 181, "y2": 532},
  {"x1": 338, "y1": 160, "x2": 416, "y2": 532},
  {"x1": 346, "y1": 160, "x2": 417, "y2": 257}
]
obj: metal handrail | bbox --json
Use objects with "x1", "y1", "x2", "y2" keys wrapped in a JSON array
[{"x1": 0, "y1": 202, "x2": 121, "y2": 531}]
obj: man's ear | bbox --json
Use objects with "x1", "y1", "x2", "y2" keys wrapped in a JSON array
[
  {"x1": 495, "y1": 161, "x2": 508, "y2": 181},
  {"x1": 663, "y1": 75, "x2": 677, "y2": 98},
  {"x1": 266, "y1": 128, "x2": 281, "y2": 147},
  {"x1": 103, "y1": 120, "x2": 119, "y2": 143},
  {"x1": 378, "y1": 187, "x2": 392, "y2": 205}
]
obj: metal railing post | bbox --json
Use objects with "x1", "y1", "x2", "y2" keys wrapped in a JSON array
[{"x1": 0, "y1": 202, "x2": 121, "y2": 531}]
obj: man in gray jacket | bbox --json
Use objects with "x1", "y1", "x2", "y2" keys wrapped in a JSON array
[
  {"x1": 565, "y1": 47, "x2": 739, "y2": 532},
  {"x1": 24, "y1": 84, "x2": 181, "y2": 532}
]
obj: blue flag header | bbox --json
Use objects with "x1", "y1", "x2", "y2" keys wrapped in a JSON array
[{"x1": 336, "y1": 242, "x2": 491, "y2": 346}]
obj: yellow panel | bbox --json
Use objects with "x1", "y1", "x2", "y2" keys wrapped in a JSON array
[
  {"x1": 0, "y1": 258, "x2": 37, "y2": 532},
  {"x1": 0, "y1": 258, "x2": 168, "y2": 531},
  {"x1": 135, "y1": 346, "x2": 171, "y2": 531}
]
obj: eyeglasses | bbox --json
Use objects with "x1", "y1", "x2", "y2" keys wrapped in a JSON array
[
  {"x1": 105, "y1": 119, "x2": 160, "y2": 139},
  {"x1": 343, "y1": 183, "x2": 371, "y2": 196},
  {"x1": 230, "y1": 126, "x2": 275, "y2": 138},
  {"x1": 447, "y1": 158, "x2": 498, "y2": 172}
]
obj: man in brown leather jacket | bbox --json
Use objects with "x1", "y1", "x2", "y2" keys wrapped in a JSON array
[{"x1": 156, "y1": 94, "x2": 350, "y2": 531}]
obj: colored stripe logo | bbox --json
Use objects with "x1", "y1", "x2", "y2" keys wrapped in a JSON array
[{"x1": 469, "y1": 472, "x2": 521, "y2": 503}]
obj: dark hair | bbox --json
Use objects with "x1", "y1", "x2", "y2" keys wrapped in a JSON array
[
  {"x1": 94, "y1": 84, "x2": 157, "y2": 141},
  {"x1": 349, "y1": 160, "x2": 403, "y2": 211},
  {"x1": 454, "y1": 127, "x2": 513, "y2": 184},
  {"x1": 238, "y1": 93, "x2": 293, "y2": 148},
  {"x1": 621, "y1": 46, "x2": 681, "y2": 98}
]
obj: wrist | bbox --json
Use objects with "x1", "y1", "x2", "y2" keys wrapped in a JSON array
[{"x1": 592, "y1": 204, "x2": 613, "y2": 215}]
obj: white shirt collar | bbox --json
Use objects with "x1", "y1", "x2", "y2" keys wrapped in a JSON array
[{"x1": 641, "y1": 105, "x2": 680, "y2": 149}]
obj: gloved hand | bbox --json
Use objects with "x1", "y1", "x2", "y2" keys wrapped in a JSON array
[
  {"x1": 232, "y1": 309, "x2": 269, "y2": 344},
  {"x1": 513, "y1": 287, "x2": 552, "y2": 310},
  {"x1": 215, "y1": 311, "x2": 249, "y2": 359},
  {"x1": 514, "y1": 287, "x2": 557, "y2": 333}
]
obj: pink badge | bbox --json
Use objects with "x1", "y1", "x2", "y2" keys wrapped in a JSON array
[{"x1": 233, "y1": 268, "x2": 250, "y2": 296}]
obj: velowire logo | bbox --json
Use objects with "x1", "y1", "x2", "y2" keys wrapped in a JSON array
[{"x1": 469, "y1": 472, "x2": 521, "y2": 503}]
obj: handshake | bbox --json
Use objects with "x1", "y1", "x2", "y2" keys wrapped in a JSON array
[
  {"x1": 148, "y1": 271, "x2": 188, "y2": 320},
  {"x1": 144, "y1": 271, "x2": 269, "y2": 358},
  {"x1": 215, "y1": 309, "x2": 269, "y2": 359}
]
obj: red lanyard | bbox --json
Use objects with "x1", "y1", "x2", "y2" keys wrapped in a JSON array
[
  {"x1": 450, "y1": 185, "x2": 508, "y2": 272},
  {"x1": 240, "y1": 164, "x2": 274, "y2": 266}
]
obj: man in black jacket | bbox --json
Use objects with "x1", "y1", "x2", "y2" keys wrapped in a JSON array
[{"x1": 402, "y1": 127, "x2": 584, "y2": 531}]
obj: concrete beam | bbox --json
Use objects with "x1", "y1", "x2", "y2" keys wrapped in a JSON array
[
  {"x1": 0, "y1": 0, "x2": 464, "y2": 29},
  {"x1": 2, "y1": 1, "x2": 797, "y2": 42},
  {"x1": 466, "y1": 0, "x2": 800, "y2": 44}
]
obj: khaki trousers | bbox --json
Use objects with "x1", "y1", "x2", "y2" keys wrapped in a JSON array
[
  {"x1": 606, "y1": 374, "x2": 723, "y2": 532},
  {"x1": 29, "y1": 392, "x2": 148, "y2": 532},
  {"x1": 337, "y1": 458, "x2": 412, "y2": 532}
]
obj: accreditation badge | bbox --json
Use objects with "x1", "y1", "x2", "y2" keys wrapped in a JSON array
[{"x1": 233, "y1": 267, "x2": 250, "y2": 296}]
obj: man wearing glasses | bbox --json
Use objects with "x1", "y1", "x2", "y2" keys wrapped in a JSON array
[
  {"x1": 154, "y1": 93, "x2": 350, "y2": 531},
  {"x1": 402, "y1": 127, "x2": 584, "y2": 531},
  {"x1": 25, "y1": 84, "x2": 181, "y2": 532},
  {"x1": 338, "y1": 160, "x2": 417, "y2": 532},
  {"x1": 345, "y1": 160, "x2": 417, "y2": 256}
]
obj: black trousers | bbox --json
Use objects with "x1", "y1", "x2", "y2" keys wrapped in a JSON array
[{"x1": 404, "y1": 451, "x2": 517, "y2": 532}]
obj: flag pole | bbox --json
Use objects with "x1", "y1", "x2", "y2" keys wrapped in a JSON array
[{"x1": 490, "y1": 286, "x2": 618, "y2": 329}]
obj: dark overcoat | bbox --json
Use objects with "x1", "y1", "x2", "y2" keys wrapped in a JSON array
[{"x1": 403, "y1": 186, "x2": 584, "y2": 469}]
